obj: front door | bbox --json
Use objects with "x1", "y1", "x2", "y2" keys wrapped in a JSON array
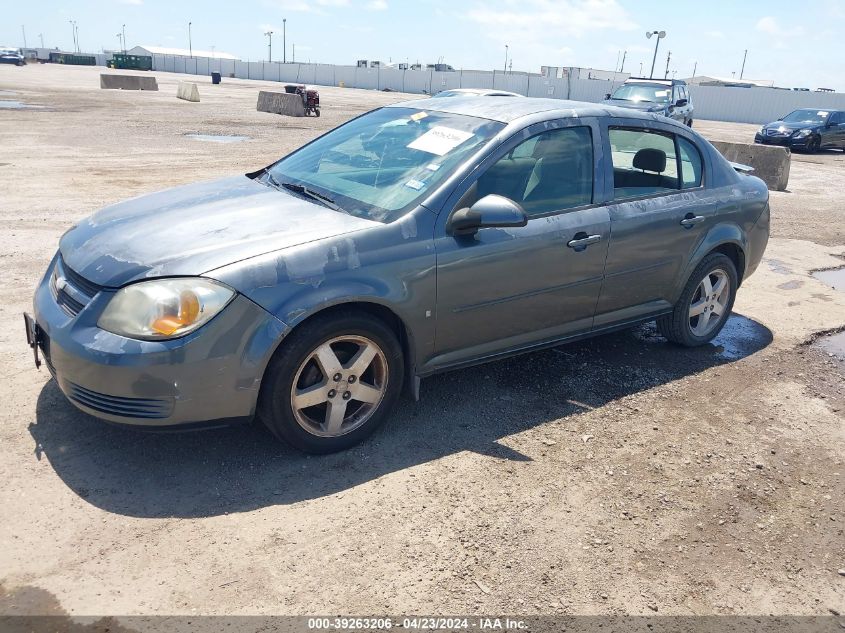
[{"x1": 429, "y1": 120, "x2": 610, "y2": 369}]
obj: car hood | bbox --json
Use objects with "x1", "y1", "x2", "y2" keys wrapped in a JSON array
[
  {"x1": 59, "y1": 175, "x2": 377, "y2": 288},
  {"x1": 764, "y1": 121, "x2": 820, "y2": 131},
  {"x1": 604, "y1": 99, "x2": 666, "y2": 112}
]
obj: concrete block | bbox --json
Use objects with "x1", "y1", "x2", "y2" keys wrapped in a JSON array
[
  {"x1": 256, "y1": 91, "x2": 305, "y2": 117},
  {"x1": 177, "y1": 82, "x2": 200, "y2": 102},
  {"x1": 711, "y1": 141, "x2": 790, "y2": 191},
  {"x1": 100, "y1": 74, "x2": 159, "y2": 91}
]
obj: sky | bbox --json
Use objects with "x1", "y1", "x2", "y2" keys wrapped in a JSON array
[{"x1": 3, "y1": 0, "x2": 844, "y2": 91}]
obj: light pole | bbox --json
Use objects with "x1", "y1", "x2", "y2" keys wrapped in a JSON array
[
  {"x1": 21, "y1": 25, "x2": 27, "y2": 49},
  {"x1": 39, "y1": 33, "x2": 44, "y2": 48},
  {"x1": 116, "y1": 33, "x2": 122, "y2": 51},
  {"x1": 639, "y1": 61, "x2": 643, "y2": 75},
  {"x1": 69, "y1": 20, "x2": 76, "y2": 52},
  {"x1": 645, "y1": 30, "x2": 666, "y2": 79},
  {"x1": 620, "y1": 50, "x2": 627, "y2": 73},
  {"x1": 504, "y1": 44, "x2": 508, "y2": 72},
  {"x1": 122, "y1": 24, "x2": 126, "y2": 53},
  {"x1": 264, "y1": 30, "x2": 273, "y2": 63},
  {"x1": 692, "y1": 60, "x2": 697, "y2": 77},
  {"x1": 188, "y1": 22, "x2": 192, "y2": 58},
  {"x1": 740, "y1": 49, "x2": 748, "y2": 79},
  {"x1": 664, "y1": 50, "x2": 671, "y2": 79},
  {"x1": 282, "y1": 18, "x2": 286, "y2": 63}
]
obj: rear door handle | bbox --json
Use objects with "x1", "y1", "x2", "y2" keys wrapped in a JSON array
[
  {"x1": 567, "y1": 233, "x2": 602, "y2": 251},
  {"x1": 680, "y1": 214, "x2": 705, "y2": 228}
]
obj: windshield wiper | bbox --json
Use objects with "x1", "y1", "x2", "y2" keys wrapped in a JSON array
[{"x1": 279, "y1": 181, "x2": 343, "y2": 212}]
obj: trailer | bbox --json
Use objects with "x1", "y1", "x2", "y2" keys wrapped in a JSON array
[
  {"x1": 49, "y1": 52, "x2": 96, "y2": 66},
  {"x1": 107, "y1": 54, "x2": 153, "y2": 71}
]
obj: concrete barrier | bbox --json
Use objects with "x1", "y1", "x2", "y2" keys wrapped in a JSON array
[
  {"x1": 176, "y1": 82, "x2": 200, "y2": 102},
  {"x1": 100, "y1": 74, "x2": 159, "y2": 91},
  {"x1": 257, "y1": 91, "x2": 305, "y2": 117},
  {"x1": 710, "y1": 141, "x2": 790, "y2": 191}
]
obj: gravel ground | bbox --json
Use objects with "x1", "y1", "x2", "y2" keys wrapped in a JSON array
[{"x1": 0, "y1": 64, "x2": 843, "y2": 618}]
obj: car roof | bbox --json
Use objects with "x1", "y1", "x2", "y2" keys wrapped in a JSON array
[{"x1": 387, "y1": 96, "x2": 665, "y2": 124}]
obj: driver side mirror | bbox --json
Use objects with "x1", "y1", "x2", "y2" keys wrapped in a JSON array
[
  {"x1": 676, "y1": 98, "x2": 688, "y2": 107},
  {"x1": 447, "y1": 194, "x2": 528, "y2": 237},
  {"x1": 604, "y1": 93, "x2": 611, "y2": 100}
]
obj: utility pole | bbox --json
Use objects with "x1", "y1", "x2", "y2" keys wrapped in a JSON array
[
  {"x1": 620, "y1": 50, "x2": 627, "y2": 73},
  {"x1": 122, "y1": 24, "x2": 126, "y2": 53},
  {"x1": 21, "y1": 25, "x2": 27, "y2": 49},
  {"x1": 504, "y1": 44, "x2": 508, "y2": 72},
  {"x1": 646, "y1": 30, "x2": 666, "y2": 79},
  {"x1": 264, "y1": 30, "x2": 273, "y2": 62},
  {"x1": 509, "y1": 59, "x2": 512, "y2": 73},
  {"x1": 283, "y1": 18, "x2": 286, "y2": 63},
  {"x1": 293, "y1": 43, "x2": 296, "y2": 62},
  {"x1": 639, "y1": 61, "x2": 643, "y2": 75},
  {"x1": 188, "y1": 22, "x2": 192, "y2": 58},
  {"x1": 69, "y1": 20, "x2": 78, "y2": 53},
  {"x1": 39, "y1": 33, "x2": 44, "y2": 48},
  {"x1": 692, "y1": 60, "x2": 697, "y2": 77},
  {"x1": 116, "y1": 33, "x2": 122, "y2": 51},
  {"x1": 664, "y1": 50, "x2": 671, "y2": 79},
  {"x1": 740, "y1": 49, "x2": 748, "y2": 79}
]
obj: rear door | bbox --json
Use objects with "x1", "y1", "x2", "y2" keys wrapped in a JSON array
[
  {"x1": 594, "y1": 119, "x2": 716, "y2": 327},
  {"x1": 430, "y1": 118, "x2": 610, "y2": 368}
]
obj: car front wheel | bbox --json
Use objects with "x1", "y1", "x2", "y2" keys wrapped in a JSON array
[
  {"x1": 258, "y1": 310, "x2": 404, "y2": 453},
  {"x1": 657, "y1": 253, "x2": 737, "y2": 346}
]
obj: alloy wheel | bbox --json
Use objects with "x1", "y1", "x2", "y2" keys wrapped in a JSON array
[
  {"x1": 688, "y1": 269, "x2": 730, "y2": 337},
  {"x1": 290, "y1": 335, "x2": 388, "y2": 437}
]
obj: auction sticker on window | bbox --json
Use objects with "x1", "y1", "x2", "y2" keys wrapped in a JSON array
[{"x1": 408, "y1": 126, "x2": 474, "y2": 156}]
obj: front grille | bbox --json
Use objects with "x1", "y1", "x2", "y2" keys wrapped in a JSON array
[
  {"x1": 50, "y1": 256, "x2": 103, "y2": 317},
  {"x1": 66, "y1": 382, "x2": 173, "y2": 419},
  {"x1": 766, "y1": 129, "x2": 789, "y2": 137}
]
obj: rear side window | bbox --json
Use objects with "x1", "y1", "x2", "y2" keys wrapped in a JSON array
[
  {"x1": 609, "y1": 128, "x2": 679, "y2": 199},
  {"x1": 678, "y1": 137, "x2": 703, "y2": 188}
]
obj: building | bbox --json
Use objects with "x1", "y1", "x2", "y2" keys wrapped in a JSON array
[
  {"x1": 541, "y1": 66, "x2": 630, "y2": 82},
  {"x1": 685, "y1": 75, "x2": 775, "y2": 88},
  {"x1": 127, "y1": 45, "x2": 239, "y2": 61}
]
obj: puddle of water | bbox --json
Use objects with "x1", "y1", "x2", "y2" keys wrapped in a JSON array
[
  {"x1": 709, "y1": 314, "x2": 772, "y2": 360},
  {"x1": 0, "y1": 100, "x2": 40, "y2": 110},
  {"x1": 813, "y1": 267, "x2": 845, "y2": 292},
  {"x1": 818, "y1": 331, "x2": 845, "y2": 359},
  {"x1": 185, "y1": 133, "x2": 249, "y2": 143}
]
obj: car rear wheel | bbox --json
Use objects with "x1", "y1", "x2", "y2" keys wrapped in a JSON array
[
  {"x1": 657, "y1": 253, "x2": 737, "y2": 346},
  {"x1": 258, "y1": 310, "x2": 404, "y2": 453}
]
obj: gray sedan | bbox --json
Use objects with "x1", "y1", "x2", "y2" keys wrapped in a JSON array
[{"x1": 26, "y1": 98, "x2": 770, "y2": 453}]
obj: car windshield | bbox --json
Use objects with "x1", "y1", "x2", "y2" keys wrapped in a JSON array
[
  {"x1": 611, "y1": 83, "x2": 672, "y2": 103},
  {"x1": 781, "y1": 109, "x2": 830, "y2": 124},
  {"x1": 266, "y1": 107, "x2": 504, "y2": 222}
]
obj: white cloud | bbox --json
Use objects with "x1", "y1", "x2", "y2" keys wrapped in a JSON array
[
  {"x1": 317, "y1": 0, "x2": 350, "y2": 5},
  {"x1": 366, "y1": 0, "x2": 388, "y2": 9},
  {"x1": 705, "y1": 30, "x2": 725, "y2": 39},
  {"x1": 118, "y1": 0, "x2": 143, "y2": 5}
]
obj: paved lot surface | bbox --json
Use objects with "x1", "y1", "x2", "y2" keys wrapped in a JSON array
[{"x1": 0, "y1": 65, "x2": 843, "y2": 617}]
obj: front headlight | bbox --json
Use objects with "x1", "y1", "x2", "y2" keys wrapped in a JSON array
[
  {"x1": 98, "y1": 278, "x2": 235, "y2": 340},
  {"x1": 793, "y1": 128, "x2": 812, "y2": 138}
]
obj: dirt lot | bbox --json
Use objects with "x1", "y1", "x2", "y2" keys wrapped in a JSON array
[{"x1": 0, "y1": 64, "x2": 843, "y2": 618}]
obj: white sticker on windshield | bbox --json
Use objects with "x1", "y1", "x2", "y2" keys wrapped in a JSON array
[
  {"x1": 655, "y1": 90, "x2": 670, "y2": 97},
  {"x1": 405, "y1": 179, "x2": 425, "y2": 190},
  {"x1": 426, "y1": 163, "x2": 441, "y2": 171},
  {"x1": 818, "y1": 111, "x2": 829, "y2": 116},
  {"x1": 407, "y1": 126, "x2": 474, "y2": 156}
]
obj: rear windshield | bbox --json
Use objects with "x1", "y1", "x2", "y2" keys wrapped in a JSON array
[{"x1": 267, "y1": 107, "x2": 504, "y2": 222}]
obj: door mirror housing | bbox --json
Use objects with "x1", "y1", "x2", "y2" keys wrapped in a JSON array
[
  {"x1": 676, "y1": 98, "x2": 688, "y2": 107},
  {"x1": 448, "y1": 194, "x2": 528, "y2": 236},
  {"x1": 604, "y1": 93, "x2": 611, "y2": 100}
]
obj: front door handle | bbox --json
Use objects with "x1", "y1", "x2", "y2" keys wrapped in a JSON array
[
  {"x1": 680, "y1": 214, "x2": 705, "y2": 228},
  {"x1": 567, "y1": 233, "x2": 602, "y2": 251}
]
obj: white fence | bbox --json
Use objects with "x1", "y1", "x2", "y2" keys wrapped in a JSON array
[{"x1": 92, "y1": 53, "x2": 845, "y2": 125}]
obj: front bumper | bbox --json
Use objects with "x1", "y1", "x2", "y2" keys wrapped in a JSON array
[
  {"x1": 754, "y1": 133, "x2": 812, "y2": 149},
  {"x1": 32, "y1": 254, "x2": 287, "y2": 427}
]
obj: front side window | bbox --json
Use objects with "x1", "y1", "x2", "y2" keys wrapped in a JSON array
[
  {"x1": 461, "y1": 126, "x2": 594, "y2": 217},
  {"x1": 267, "y1": 107, "x2": 504, "y2": 223},
  {"x1": 610, "y1": 128, "x2": 679, "y2": 199}
]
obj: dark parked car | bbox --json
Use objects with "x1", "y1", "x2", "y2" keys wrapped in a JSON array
[
  {"x1": 604, "y1": 78, "x2": 694, "y2": 126},
  {"x1": 26, "y1": 98, "x2": 769, "y2": 453},
  {"x1": 754, "y1": 109, "x2": 845, "y2": 153},
  {"x1": 0, "y1": 48, "x2": 25, "y2": 66}
]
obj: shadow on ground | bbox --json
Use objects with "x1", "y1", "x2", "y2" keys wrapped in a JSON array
[{"x1": 29, "y1": 315, "x2": 772, "y2": 518}]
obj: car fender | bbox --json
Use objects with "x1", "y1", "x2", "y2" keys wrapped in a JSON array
[{"x1": 671, "y1": 221, "x2": 747, "y2": 304}]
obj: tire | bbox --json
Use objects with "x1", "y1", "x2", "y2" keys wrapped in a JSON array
[
  {"x1": 657, "y1": 253, "x2": 738, "y2": 347},
  {"x1": 805, "y1": 136, "x2": 820, "y2": 154},
  {"x1": 686, "y1": 119, "x2": 693, "y2": 128},
  {"x1": 258, "y1": 310, "x2": 404, "y2": 454},
  {"x1": 314, "y1": 108, "x2": 321, "y2": 117}
]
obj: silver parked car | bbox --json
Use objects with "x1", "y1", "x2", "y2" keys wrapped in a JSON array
[{"x1": 26, "y1": 98, "x2": 770, "y2": 453}]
